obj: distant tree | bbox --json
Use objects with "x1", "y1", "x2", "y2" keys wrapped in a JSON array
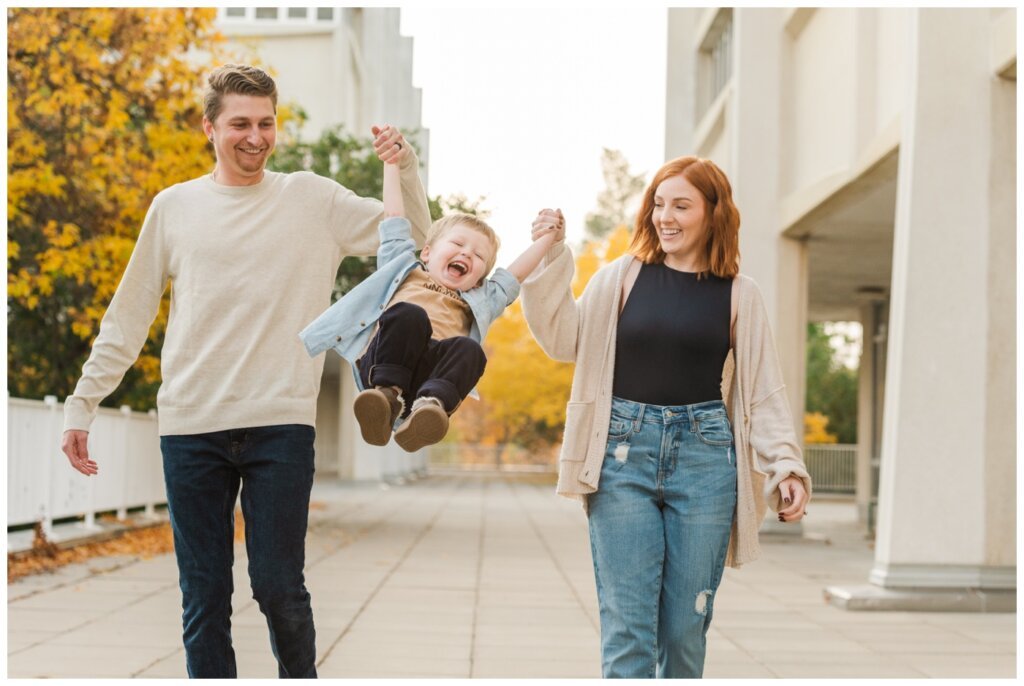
[
  {"x1": 7, "y1": 8, "x2": 225, "y2": 409},
  {"x1": 805, "y1": 323, "x2": 858, "y2": 443},
  {"x1": 432, "y1": 193, "x2": 490, "y2": 220},
  {"x1": 584, "y1": 148, "x2": 646, "y2": 241},
  {"x1": 804, "y1": 412, "x2": 838, "y2": 444}
]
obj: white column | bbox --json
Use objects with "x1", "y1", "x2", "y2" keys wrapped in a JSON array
[
  {"x1": 854, "y1": 293, "x2": 886, "y2": 525},
  {"x1": 342, "y1": 361, "x2": 380, "y2": 482},
  {"x1": 734, "y1": 10, "x2": 809, "y2": 535},
  {"x1": 734, "y1": 10, "x2": 806, "y2": 419},
  {"x1": 314, "y1": 362, "x2": 340, "y2": 478},
  {"x1": 829, "y1": 9, "x2": 1015, "y2": 610},
  {"x1": 980, "y1": 9, "x2": 1016, "y2": 585}
]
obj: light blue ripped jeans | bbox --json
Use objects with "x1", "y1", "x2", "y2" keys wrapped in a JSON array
[{"x1": 587, "y1": 395, "x2": 737, "y2": 679}]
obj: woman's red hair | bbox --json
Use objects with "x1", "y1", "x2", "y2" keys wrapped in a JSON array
[{"x1": 629, "y1": 156, "x2": 740, "y2": 279}]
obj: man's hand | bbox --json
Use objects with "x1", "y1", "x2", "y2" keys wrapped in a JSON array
[
  {"x1": 62, "y1": 430, "x2": 98, "y2": 476},
  {"x1": 372, "y1": 124, "x2": 408, "y2": 165},
  {"x1": 531, "y1": 208, "x2": 565, "y2": 243}
]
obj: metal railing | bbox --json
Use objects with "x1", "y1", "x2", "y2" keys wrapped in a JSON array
[
  {"x1": 803, "y1": 443, "x2": 857, "y2": 494},
  {"x1": 429, "y1": 442, "x2": 858, "y2": 493},
  {"x1": 7, "y1": 396, "x2": 165, "y2": 532}
]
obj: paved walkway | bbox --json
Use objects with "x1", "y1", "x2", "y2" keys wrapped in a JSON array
[{"x1": 7, "y1": 473, "x2": 1016, "y2": 678}]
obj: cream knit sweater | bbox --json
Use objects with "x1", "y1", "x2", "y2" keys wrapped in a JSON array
[
  {"x1": 521, "y1": 243, "x2": 812, "y2": 568},
  {"x1": 64, "y1": 153, "x2": 430, "y2": 436}
]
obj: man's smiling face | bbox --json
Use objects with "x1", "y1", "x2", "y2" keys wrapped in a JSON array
[{"x1": 203, "y1": 93, "x2": 277, "y2": 186}]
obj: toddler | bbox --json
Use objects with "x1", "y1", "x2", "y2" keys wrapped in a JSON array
[{"x1": 300, "y1": 147, "x2": 561, "y2": 452}]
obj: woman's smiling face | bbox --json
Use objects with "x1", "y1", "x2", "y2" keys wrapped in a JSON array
[{"x1": 651, "y1": 173, "x2": 708, "y2": 270}]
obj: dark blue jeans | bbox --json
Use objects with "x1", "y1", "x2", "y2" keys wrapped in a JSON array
[
  {"x1": 160, "y1": 424, "x2": 318, "y2": 678},
  {"x1": 357, "y1": 301, "x2": 487, "y2": 415}
]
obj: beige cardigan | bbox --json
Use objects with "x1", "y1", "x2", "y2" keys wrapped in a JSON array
[{"x1": 521, "y1": 244, "x2": 812, "y2": 568}]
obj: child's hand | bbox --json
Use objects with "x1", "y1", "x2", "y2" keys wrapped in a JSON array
[
  {"x1": 507, "y1": 209, "x2": 566, "y2": 282},
  {"x1": 531, "y1": 208, "x2": 565, "y2": 243},
  {"x1": 372, "y1": 124, "x2": 408, "y2": 165}
]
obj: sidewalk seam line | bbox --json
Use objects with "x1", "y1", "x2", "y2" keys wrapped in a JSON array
[{"x1": 468, "y1": 476, "x2": 487, "y2": 677}]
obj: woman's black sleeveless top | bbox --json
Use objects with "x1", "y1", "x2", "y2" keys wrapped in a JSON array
[{"x1": 612, "y1": 262, "x2": 732, "y2": 406}]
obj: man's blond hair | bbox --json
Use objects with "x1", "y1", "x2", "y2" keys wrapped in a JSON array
[
  {"x1": 203, "y1": 64, "x2": 278, "y2": 124},
  {"x1": 426, "y1": 214, "x2": 500, "y2": 277}
]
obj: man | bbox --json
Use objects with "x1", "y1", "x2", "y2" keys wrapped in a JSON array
[{"x1": 60, "y1": 64, "x2": 431, "y2": 678}]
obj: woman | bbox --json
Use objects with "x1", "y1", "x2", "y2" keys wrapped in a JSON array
[{"x1": 522, "y1": 157, "x2": 811, "y2": 678}]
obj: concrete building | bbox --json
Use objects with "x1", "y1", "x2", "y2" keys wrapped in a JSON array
[
  {"x1": 216, "y1": 7, "x2": 429, "y2": 483},
  {"x1": 665, "y1": 8, "x2": 1015, "y2": 610}
]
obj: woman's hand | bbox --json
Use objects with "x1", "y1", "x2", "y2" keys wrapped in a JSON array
[
  {"x1": 776, "y1": 476, "x2": 808, "y2": 523},
  {"x1": 532, "y1": 208, "x2": 565, "y2": 242}
]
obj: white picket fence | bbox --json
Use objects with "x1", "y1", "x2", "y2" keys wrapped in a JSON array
[{"x1": 7, "y1": 396, "x2": 165, "y2": 532}]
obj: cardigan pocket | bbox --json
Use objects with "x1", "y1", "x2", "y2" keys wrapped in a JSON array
[
  {"x1": 559, "y1": 401, "x2": 594, "y2": 462},
  {"x1": 749, "y1": 467, "x2": 768, "y2": 518}
]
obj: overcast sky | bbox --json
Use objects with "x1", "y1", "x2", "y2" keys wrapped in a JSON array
[{"x1": 399, "y1": 7, "x2": 667, "y2": 263}]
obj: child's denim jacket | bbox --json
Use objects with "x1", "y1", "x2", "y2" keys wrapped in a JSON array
[{"x1": 299, "y1": 217, "x2": 520, "y2": 393}]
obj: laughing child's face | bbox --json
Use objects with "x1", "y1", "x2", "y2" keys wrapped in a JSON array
[{"x1": 421, "y1": 222, "x2": 494, "y2": 291}]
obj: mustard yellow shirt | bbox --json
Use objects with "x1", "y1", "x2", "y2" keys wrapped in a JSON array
[{"x1": 388, "y1": 266, "x2": 473, "y2": 340}]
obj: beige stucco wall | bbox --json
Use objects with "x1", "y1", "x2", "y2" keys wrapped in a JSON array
[
  {"x1": 217, "y1": 9, "x2": 424, "y2": 151},
  {"x1": 229, "y1": 31, "x2": 339, "y2": 137},
  {"x1": 875, "y1": 9, "x2": 910, "y2": 133},
  {"x1": 780, "y1": 8, "x2": 910, "y2": 208},
  {"x1": 784, "y1": 9, "x2": 857, "y2": 195}
]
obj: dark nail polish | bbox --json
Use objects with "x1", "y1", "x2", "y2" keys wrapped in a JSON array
[{"x1": 784, "y1": 498, "x2": 792, "y2": 505}]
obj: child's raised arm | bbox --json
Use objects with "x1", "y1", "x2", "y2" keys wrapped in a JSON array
[{"x1": 506, "y1": 209, "x2": 564, "y2": 283}]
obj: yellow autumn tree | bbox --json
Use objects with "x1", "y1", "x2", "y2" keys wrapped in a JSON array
[
  {"x1": 452, "y1": 225, "x2": 634, "y2": 455},
  {"x1": 804, "y1": 412, "x2": 838, "y2": 444},
  {"x1": 7, "y1": 9, "x2": 227, "y2": 408}
]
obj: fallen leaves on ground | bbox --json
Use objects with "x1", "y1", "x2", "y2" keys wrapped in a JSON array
[{"x1": 8, "y1": 510, "x2": 248, "y2": 584}]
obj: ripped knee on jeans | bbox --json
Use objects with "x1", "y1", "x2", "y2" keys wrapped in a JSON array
[
  {"x1": 694, "y1": 589, "x2": 713, "y2": 615},
  {"x1": 613, "y1": 442, "x2": 630, "y2": 463}
]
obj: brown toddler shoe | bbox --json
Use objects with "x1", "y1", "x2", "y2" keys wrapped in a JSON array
[
  {"x1": 353, "y1": 386, "x2": 404, "y2": 446},
  {"x1": 394, "y1": 397, "x2": 449, "y2": 453}
]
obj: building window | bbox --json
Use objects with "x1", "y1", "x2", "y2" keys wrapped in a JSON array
[
  {"x1": 317, "y1": 7, "x2": 334, "y2": 21},
  {"x1": 255, "y1": 8, "x2": 279, "y2": 20},
  {"x1": 287, "y1": 8, "x2": 308, "y2": 19},
  {"x1": 224, "y1": 7, "x2": 246, "y2": 19},
  {"x1": 697, "y1": 9, "x2": 733, "y2": 119}
]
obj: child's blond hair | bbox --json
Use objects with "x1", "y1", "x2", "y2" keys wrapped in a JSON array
[{"x1": 425, "y1": 213, "x2": 500, "y2": 277}]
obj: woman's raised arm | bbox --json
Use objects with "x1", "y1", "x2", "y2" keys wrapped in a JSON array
[{"x1": 521, "y1": 210, "x2": 582, "y2": 363}]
